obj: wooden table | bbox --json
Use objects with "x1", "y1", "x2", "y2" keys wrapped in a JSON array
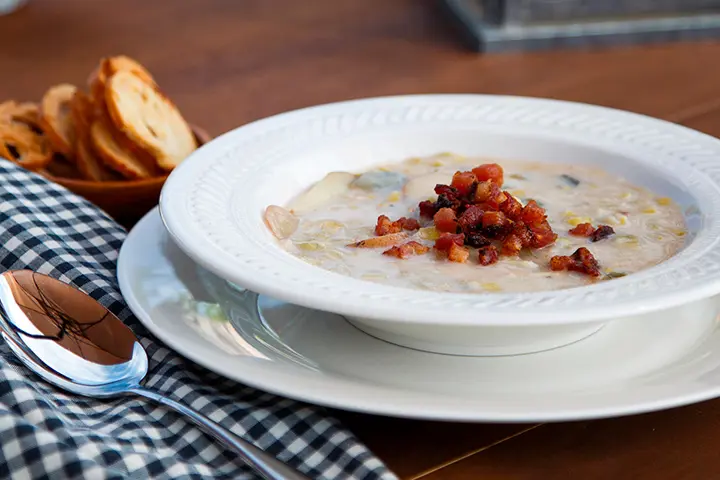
[{"x1": 2, "y1": 1, "x2": 720, "y2": 478}]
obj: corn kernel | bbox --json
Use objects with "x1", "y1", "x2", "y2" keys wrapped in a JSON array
[
  {"x1": 432, "y1": 160, "x2": 444, "y2": 167},
  {"x1": 616, "y1": 235, "x2": 639, "y2": 245},
  {"x1": 320, "y1": 220, "x2": 343, "y2": 232},
  {"x1": 510, "y1": 189, "x2": 526, "y2": 198},
  {"x1": 325, "y1": 250, "x2": 343, "y2": 260},
  {"x1": 407, "y1": 157, "x2": 422, "y2": 165},
  {"x1": 378, "y1": 167, "x2": 391, "y2": 172},
  {"x1": 674, "y1": 230, "x2": 687, "y2": 237},
  {"x1": 436, "y1": 152, "x2": 456, "y2": 158},
  {"x1": 567, "y1": 217, "x2": 592, "y2": 226},
  {"x1": 563, "y1": 210, "x2": 575, "y2": 217},
  {"x1": 386, "y1": 191, "x2": 401, "y2": 202},
  {"x1": 604, "y1": 214, "x2": 628, "y2": 226},
  {"x1": 620, "y1": 192, "x2": 632, "y2": 200},
  {"x1": 418, "y1": 227, "x2": 440, "y2": 240},
  {"x1": 642, "y1": 208, "x2": 657, "y2": 214},
  {"x1": 297, "y1": 242, "x2": 323, "y2": 251},
  {"x1": 656, "y1": 197, "x2": 672, "y2": 206},
  {"x1": 481, "y1": 282, "x2": 502, "y2": 292},
  {"x1": 655, "y1": 235, "x2": 664, "y2": 241}
]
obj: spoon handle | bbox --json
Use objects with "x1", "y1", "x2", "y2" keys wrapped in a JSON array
[{"x1": 128, "y1": 386, "x2": 311, "y2": 480}]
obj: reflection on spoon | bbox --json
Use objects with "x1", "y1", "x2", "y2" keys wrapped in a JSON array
[{"x1": 0, "y1": 270, "x2": 310, "y2": 480}]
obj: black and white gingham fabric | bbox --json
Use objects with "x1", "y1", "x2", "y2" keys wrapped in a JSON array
[{"x1": 0, "y1": 159, "x2": 397, "y2": 480}]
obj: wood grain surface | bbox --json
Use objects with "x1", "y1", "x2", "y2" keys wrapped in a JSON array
[{"x1": 2, "y1": 1, "x2": 720, "y2": 478}]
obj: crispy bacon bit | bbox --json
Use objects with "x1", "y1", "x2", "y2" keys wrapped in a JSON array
[
  {"x1": 374, "y1": 215, "x2": 421, "y2": 236},
  {"x1": 399, "y1": 217, "x2": 420, "y2": 231},
  {"x1": 435, "y1": 194, "x2": 458, "y2": 211},
  {"x1": 434, "y1": 232, "x2": 465, "y2": 252},
  {"x1": 348, "y1": 232, "x2": 407, "y2": 248},
  {"x1": 374, "y1": 215, "x2": 400, "y2": 236},
  {"x1": 434, "y1": 184, "x2": 459, "y2": 199},
  {"x1": 457, "y1": 205, "x2": 484, "y2": 232},
  {"x1": 447, "y1": 243, "x2": 470, "y2": 263},
  {"x1": 549, "y1": 247, "x2": 601, "y2": 277},
  {"x1": 529, "y1": 221, "x2": 557, "y2": 249},
  {"x1": 451, "y1": 171, "x2": 478, "y2": 196},
  {"x1": 382, "y1": 241, "x2": 430, "y2": 259},
  {"x1": 478, "y1": 245, "x2": 499, "y2": 266},
  {"x1": 474, "y1": 181, "x2": 506, "y2": 208},
  {"x1": 591, "y1": 225, "x2": 615, "y2": 242},
  {"x1": 511, "y1": 222, "x2": 533, "y2": 247},
  {"x1": 473, "y1": 181, "x2": 493, "y2": 203},
  {"x1": 481, "y1": 211, "x2": 510, "y2": 238},
  {"x1": 500, "y1": 193, "x2": 523, "y2": 221},
  {"x1": 501, "y1": 234, "x2": 524, "y2": 256},
  {"x1": 520, "y1": 200, "x2": 546, "y2": 225},
  {"x1": 434, "y1": 208, "x2": 459, "y2": 233},
  {"x1": 481, "y1": 211, "x2": 506, "y2": 229},
  {"x1": 568, "y1": 223, "x2": 615, "y2": 242},
  {"x1": 404, "y1": 162, "x2": 558, "y2": 265},
  {"x1": 549, "y1": 255, "x2": 572, "y2": 271},
  {"x1": 569, "y1": 223, "x2": 595, "y2": 237},
  {"x1": 472, "y1": 163, "x2": 504, "y2": 186},
  {"x1": 418, "y1": 200, "x2": 437, "y2": 218},
  {"x1": 465, "y1": 232, "x2": 491, "y2": 248},
  {"x1": 487, "y1": 191, "x2": 507, "y2": 210}
]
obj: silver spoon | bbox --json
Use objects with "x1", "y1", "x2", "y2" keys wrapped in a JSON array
[{"x1": 0, "y1": 270, "x2": 310, "y2": 480}]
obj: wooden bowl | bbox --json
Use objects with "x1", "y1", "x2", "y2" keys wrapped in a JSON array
[{"x1": 42, "y1": 125, "x2": 211, "y2": 228}]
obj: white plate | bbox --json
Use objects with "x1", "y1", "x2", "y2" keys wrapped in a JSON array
[
  {"x1": 159, "y1": 94, "x2": 720, "y2": 329},
  {"x1": 118, "y1": 209, "x2": 720, "y2": 422}
]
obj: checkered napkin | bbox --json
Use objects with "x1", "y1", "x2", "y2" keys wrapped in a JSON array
[{"x1": 0, "y1": 159, "x2": 397, "y2": 480}]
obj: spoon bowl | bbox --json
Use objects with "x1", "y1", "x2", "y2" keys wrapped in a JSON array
[{"x1": 0, "y1": 270, "x2": 308, "y2": 480}]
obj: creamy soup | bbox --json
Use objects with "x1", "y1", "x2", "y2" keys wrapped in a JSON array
[{"x1": 263, "y1": 153, "x2": 687, "y2": 293}]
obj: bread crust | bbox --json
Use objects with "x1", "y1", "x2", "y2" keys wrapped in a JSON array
[
  {"x1": 0, "y1": 101, "x2": 41, "y2": 130},
  {"x1": 76, "y1": 132, "x2": 120, "y2": 181},
  {"x1": 0, "y1": 122, "x2": 54, "y2": 171},
  {"x1": 68, "y1": 91, "x2": 118, "y2": 181},
  {"x1": 70, "y1": 91, "x2": 93, "y2": 143},
  {"x1": 39, "y1": 84, "x2": 77, "y2": 157},
  {"x1": 88, "y1": 55, "x2": 155, "y2": 114},
  {"x1": 90, "y1": 118, "x2": 154, "y2": 179},
  {"x1": 105, "y1": 71, "x2": 196, "y2": 171}
]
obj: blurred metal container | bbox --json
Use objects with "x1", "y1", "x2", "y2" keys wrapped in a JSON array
[
  {"x1": 443, "y1": 0, "x2": 720, "y2": 52},
  {"x1": 482, "y1": 0, "x2": 720, "y2": 25},
  {"x1": 0, "y1": 0, "x2": 27, "y2": 15}
]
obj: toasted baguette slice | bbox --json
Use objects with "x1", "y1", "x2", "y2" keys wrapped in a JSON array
[
  {"x1": 98, "y1": 106, "x2": 159, "y2": 173},
  {"x1": 105, "y1": 56, "x2": 155, "y2": 84},
  {"x1": 105, "y1": 71, "x2": 196, "y2": 171},
  {"x1": 70, "y1": 91, "x2": 93, "y2": 142},
  {"x1": 90, "y1": 119, "x2": 154, "y2": 179},
  {"x1": 0, "y1": 122, "x2": 53, "y2": 171},
  {"x1": 38, "y1": 84, "x2": 77, "y2": 157},
  {"x1": 71, "y1": 91, "x2": 121, "y2": 181},
  {"x1": 76, "y1": 133, "x2": 120, "y2": 181},
  {"x1": 89, "y1": 55, "x2": 155, "y2": 113},
  {"x1": 0, "y1": 101, "x2": 41, "y2": 131}
]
